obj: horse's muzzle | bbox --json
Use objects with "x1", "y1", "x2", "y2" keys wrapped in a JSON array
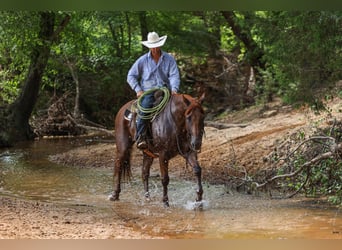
[{"x1": 191, "y1": 137, "x2": 202, "y2": 151}]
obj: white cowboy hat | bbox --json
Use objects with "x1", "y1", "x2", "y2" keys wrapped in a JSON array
[{"x1": 141, "y1": 32, "x2": 167, "y2": 48}]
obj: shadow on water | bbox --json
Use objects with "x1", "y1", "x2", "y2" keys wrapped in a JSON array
[{"x1": 0, "y1": 138, "x2": 341, "y2": 239}]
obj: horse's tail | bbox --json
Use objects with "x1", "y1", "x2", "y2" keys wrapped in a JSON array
[
  {"x1": 122, "y1": 161, "x2": 132, "y2": 183},
  {"x1": 114, "y1": 151, "x2": 133, "y2": 184}
]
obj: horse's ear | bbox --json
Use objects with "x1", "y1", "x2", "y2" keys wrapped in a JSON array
[
  {"x1": 198, "y1": 92, "x2": 205, "y2": 104},
  {"x1": 183, "y1": 95, "x2": 191, "y2": 106}
]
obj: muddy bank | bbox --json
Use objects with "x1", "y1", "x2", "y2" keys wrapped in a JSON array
[{"x1": 0, "y1": 196, "x2": 155, "y2": 239}]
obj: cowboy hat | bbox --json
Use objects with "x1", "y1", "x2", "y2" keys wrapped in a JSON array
[{"x1": 141, "y1": 32, "x2": 167, "y2": 48}]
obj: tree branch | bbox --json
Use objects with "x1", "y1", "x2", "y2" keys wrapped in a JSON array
[
  {"x1": 255, "y1": 142, "x2": 341, "y2": 189},
  {"x1": 51, "y1": 13, "x2": 71, "y2": 42},
  {"x1": 67, "y1": 114, "x2": 114, "y2": 137}
]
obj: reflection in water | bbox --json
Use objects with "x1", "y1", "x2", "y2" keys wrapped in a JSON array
[{"x1": 0, "y1": 138, "x2": 341, "y2": 239}]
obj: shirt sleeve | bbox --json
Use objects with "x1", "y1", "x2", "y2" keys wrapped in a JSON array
[
  {"x1": 168, "y1": 56, "x2": 180, "y2": 92},
  {"x1": 127, "y1": 57, "x2": 143, "y2": 93}
]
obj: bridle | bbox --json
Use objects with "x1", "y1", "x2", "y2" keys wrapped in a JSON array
[{"x1": 171, "y1": 94, "x2": 205, "y2": 156}]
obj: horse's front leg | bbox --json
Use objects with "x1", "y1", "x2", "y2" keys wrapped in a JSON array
[
  {"x1": 142, "y1": 153, "x2": 154, "y2": 199},
  {"x1": 187, "y1": 153, "x2": 203, "y2": 202},
  {"x1": 159, "y1": 155, "x2": 170, "y2": 207}
]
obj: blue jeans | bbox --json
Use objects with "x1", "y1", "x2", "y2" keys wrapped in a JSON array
[{"x1": 135, "y1": 92, "x2": 155, "y2": 141}]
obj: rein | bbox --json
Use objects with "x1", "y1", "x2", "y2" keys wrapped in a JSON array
[{"x1": 171, "y1": 94, "x2": 203, "y2": 158}]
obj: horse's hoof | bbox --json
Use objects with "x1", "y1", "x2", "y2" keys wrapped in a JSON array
[
  {"x1": 108, "y1": 194, "x2": 119, "y2": 201},
  {"x1": 163, "y1": 201, "x2": 170, "y2": 208},
  {"x1": 194, "y1": 200, "x2": 204, "y2": 211},
  {"x1": 145, "y1": 193, "x2": 151, "y2": 202}
]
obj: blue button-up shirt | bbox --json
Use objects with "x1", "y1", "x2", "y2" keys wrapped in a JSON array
[{"x1": 127, "y1": 50, "x2": 180, "y2": 93}]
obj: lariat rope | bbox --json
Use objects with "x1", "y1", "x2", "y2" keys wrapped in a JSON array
[{"x1": 136, "y1": 87, "x2": 170, "y2": 120}]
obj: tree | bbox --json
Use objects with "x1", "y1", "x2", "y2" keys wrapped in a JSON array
[
  {"x1": 139, "y1": 11, "x2": 148, "y2": 52},
  {"x1": 0, "y1": 11, "x2": 70, "y2": 146},
  {"x1": 255, "y1": 11, "x2": 342, "y2": 104},
  {"x1": 2, "y1": 11, "x2": 341, "y2": 147},
  {"x1": 221, "y1": 11, "x2": 265, "y2": 76}
]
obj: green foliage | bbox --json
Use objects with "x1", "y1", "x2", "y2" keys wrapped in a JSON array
[
  {"x1": 220, "y1": 25, "x2": 239, "y2": 53},
  {"x1": 0, "y1": 74, "x2": 21, "y2": 104},
  {"x1": 308, "y1": 159, "x2": 342, "y2": 205},
  {"x1": 255, "y1": 11, "x2": 342, "y2": 105},
  {"x1": 1, "y1": 10, "x2": 342, "y2": 126},
  {"x1": 145, "y1": 11, "x2": 215, "y2": 57},
  {"x1": 0, "y1": 11, "x2": 40, "y2": 103},
  {"x1": 255, "y1": 68, "x2": 279, "y2": 104},
  {"x1": 278, "y1": 127, "x2": 342, "y2": 205}
]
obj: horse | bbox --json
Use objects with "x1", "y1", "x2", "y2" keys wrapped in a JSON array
[{"x1": 109, "y1": 91, "x2": 205, "y2": 207}]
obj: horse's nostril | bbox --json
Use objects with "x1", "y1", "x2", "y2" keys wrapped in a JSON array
[{"x1": 191, "y1": 138, "x2": 201, "y2": 151}]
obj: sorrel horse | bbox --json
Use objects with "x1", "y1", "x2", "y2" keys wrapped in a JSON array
[{"x1": 109, "y1": 91, "x2": 205, "y2": 207}]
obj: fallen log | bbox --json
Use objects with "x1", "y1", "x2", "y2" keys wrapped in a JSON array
[{"x1": 67, "y1": 115, "x2": 114, "y2": 137}]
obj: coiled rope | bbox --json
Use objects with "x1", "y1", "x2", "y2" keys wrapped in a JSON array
[{"x1": 136, "y1": 87, "x2": 170, "y2": 120}]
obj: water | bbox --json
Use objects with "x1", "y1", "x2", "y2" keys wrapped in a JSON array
[
  {"x1": 0, "y1": 138, "x2": 112, "y2": 206},
  {"x1": 0, "y1": 138, "x2": 341, "y2": 239},
  {"x1": 110, "y1": 178, "x2": 342, "y2": 239}
]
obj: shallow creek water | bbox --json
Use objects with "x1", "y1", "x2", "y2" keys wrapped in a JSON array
[{"x1": 0, "y1": 138, "x2": 341, "y2": 239}]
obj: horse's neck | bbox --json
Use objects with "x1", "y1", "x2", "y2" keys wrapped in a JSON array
[{"x1": 167, "y1": 96, "x2": 187, "y2": 125}]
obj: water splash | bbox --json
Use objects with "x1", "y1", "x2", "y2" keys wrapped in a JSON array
[{"x1": 184, "y1": 200, "x2": 209, "y2": 210}]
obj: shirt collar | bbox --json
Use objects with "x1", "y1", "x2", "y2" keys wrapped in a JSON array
[{"x1": 148, "y1": 50, "x2": 164, "y2": 59}]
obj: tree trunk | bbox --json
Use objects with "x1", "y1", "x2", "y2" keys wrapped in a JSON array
[
  {"x1": 221, "y1": 11, "x2": 265, "y2": 70},
  {"x1": 0, "y1": 12, "x2": 70, "y2": 147},
  {"x1": 108, "y1": 20, "x2": 123, "y2": 58},
  {"x1": 7, "y1": 12, "x2": 55, "y2": 144},
  {"x1": 65, "y1": 58, "x2": 80, "y2": 119},
  {"x1": 139, "y1": 11, "x2": 148, "y2": 52},
  {"x1": 125, "y1": 12, "x2": 132, "y2": 57}
]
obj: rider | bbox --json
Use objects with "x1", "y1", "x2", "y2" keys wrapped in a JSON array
[{"x1": 127, "y1": 31, "x2": 180, "y2": 149}]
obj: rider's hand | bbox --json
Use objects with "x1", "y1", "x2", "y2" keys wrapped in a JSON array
[{"x1": 137, "y1": 91, "x2": 144, "y2": 98}]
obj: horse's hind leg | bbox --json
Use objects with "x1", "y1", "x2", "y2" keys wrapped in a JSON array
[
  {"x1": 142, "y1": 153, "x2": 154, "y2": 199},
  {"x1": 109, "y1": 148, "x2": 131, "y2": 201},
  {"x1": 110, "y1": 101, "x2": 135, "y2": 202},
  {"x1": 110, "y1": 122, "x2": 133, "y2": 201}
]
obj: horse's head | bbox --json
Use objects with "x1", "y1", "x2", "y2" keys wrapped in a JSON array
[{"x1": 183, "y1": 93, "x2": 205, "y2": 151}]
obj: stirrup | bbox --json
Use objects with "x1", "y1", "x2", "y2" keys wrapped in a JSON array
[{"x1": 137, "y1": 140, "x2": 147, "y2": 150}]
